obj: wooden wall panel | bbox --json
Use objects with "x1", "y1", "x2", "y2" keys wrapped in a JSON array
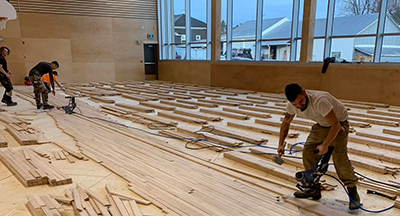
[
  {"x1": 9, "y1": 0, "x2": 157, "y2": 20},
  {"x1": 159, "y1": 61, "x2": 211, "y2": 85},
  {"x1": 158, "y1": 60, "x2": 400, "y2": 105},
  {"x1": 0, "y1": 12, "x2": 157, "y2": 84}
]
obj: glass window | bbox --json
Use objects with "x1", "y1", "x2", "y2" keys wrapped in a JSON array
[
  {"x1": 312, "y1": 39, "x2": 325, "y2": 61},
  {"x1": 262, "y1": 41, "x2": 291, "y2": 61},
  {"x1": 263, "y1": 0, "x2": 293, "y2": 40},
  {"x1": 333, "y1": 0, "x2": 378, "y2": 36},
  {"x1": 190, "y1": 0, "x2": 207, "y2": 42},
  {"x1": 172, "y1": 45, "x2": 186, "y2": 60},
  {"x1": 221, "y1": 42, "x2": 227, "y2": 60},
  {"x1": 173, "y1": 0, "x2": 186, "y2": 44},
  {"x1": 221, "y1": 0, "x2": 227, "y2": 42},
  {"x1": 314, "y1": 0, "x2": 328, "y2": 38},
  {"x1": 385, "y1": 0, "x2": 400, "y2": 33},
  {"x1": 380, "y1": 36, "x2": 400, "y2": 62},
  {"x1": 232, "y1": 42, "x2": 255, "y2": 61},
  {"x1": 191, "y1": 44, "x2": 207, "y2": 60},
  {"x1": 232, "y1": 0, "x2": 257, "y2": 40},
  {"x1": 331, "y1": 37, "x2": 376, "y2": 62}
]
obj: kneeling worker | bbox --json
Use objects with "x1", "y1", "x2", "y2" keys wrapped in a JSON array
[
  {"x1": 277, "y1": 83, "x2": 360, "y2": 210},
  {"x1": 29, "y1": 61, "x2": 59, "y2": 109}
]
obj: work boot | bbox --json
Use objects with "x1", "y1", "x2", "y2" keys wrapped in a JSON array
[
  {"x1": 6, "y1": 101, "x2": 17, "y2": 106},
  {"x1": 43, "y1": 104, "x2": 54, "y2": 110},
  {"x1": 348, "y1": 186, "x2": 361, "y2": 210},
  {"x1": 294, "y1": 184, "x2": 322, "y2": 200},
  {"x1": 37, "y1": 103, "x2": 43, "y2": 109}
]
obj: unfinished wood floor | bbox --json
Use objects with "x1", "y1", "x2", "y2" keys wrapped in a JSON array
[{"x1": 0, "y1": 81, "x2": 399, "y2": 216}]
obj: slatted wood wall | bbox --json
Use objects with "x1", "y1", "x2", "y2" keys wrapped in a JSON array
[{"x1": 9, "y1": 0, "x2": 157, "y2": 20}]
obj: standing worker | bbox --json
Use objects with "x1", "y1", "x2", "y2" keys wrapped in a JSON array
[
  {"x1": 0, "y1": 46, "x2": 17, "y2": 106},
  {"x1": 29, "y1": 61, "x2": 59, "y2": 109},
  {"x1": 277, "y1": 83, "x2": 360, "y2": 210}
]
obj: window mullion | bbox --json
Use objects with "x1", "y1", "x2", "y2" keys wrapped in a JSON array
[
  {"x1": 323, "y1": 0, "x2": 335, "y2": 59},
  {"x1": 255, "y1": 0, "x2": 264, "y2": 61},
  {"x1": 374, "y1": 0, "x2": 388, "y2": 63},
  {"x1": 226, "y1": 0, "x2": 233, "y2": 60}
]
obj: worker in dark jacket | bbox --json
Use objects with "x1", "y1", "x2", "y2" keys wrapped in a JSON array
[
  {"x1": 29, "y1": 61, "x2": 59, "y2": 109},
  {"x1": 0, "y1": 46, "x2": 17, "y2": 106}
]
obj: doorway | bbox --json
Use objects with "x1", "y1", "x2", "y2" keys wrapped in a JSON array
[{"x1": 144, "y1": 44, "x2": 158, "y2": 80}]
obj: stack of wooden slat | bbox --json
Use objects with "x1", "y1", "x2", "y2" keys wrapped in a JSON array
[
  {"x1": 51, "y1": 150, "x2": 67, "y2": 161},
  {"x1": 0, "y1": 115, "x2": 50, "y2": 145},
  {"x1": 63, "y1": 184, "x2": 149, "y2": 216},
  {"x1": 0, "y1": 148, "x2": 72, "y2": 187},
  {"x1": 26, "y1": 194, "x2": 68, "y2": 216}
]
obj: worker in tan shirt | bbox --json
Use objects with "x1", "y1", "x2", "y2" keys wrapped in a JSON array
[{"x1": 277, "y1": 83, "x2": 360, "y2": 210}]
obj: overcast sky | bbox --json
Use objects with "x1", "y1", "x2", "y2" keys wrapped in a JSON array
[{"x1": 173, "y1": 0, "x2": 331, "y2": 25}]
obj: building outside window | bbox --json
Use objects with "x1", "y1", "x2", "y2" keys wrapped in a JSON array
[{"x1": 158, "y1": 0, "x2": 400, "y2": 62}]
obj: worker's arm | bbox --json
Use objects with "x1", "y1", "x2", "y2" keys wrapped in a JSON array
[
  {"x1": 316, "y1": 109, "x2": 341, "y2": 155},
  {"x1": 47, "y1": 67, "x2": 55, "y2": 95},
  {"x1": 0, "y1": 65, "x2": 10, "y2": 78},
  {"x1": 278, "y1": 113, "x2": 295, "y2": 156},
  {"x1": 55, "y1": 81, "x2": 64, "y2": 92}
]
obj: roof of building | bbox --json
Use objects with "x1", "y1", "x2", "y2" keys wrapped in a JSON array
[
  {"x1": 233, "y1": 13, "x2": 391, "y2": 39},
  {"x1": 174, "y1": 14, "x2": 207, "y2": 28}
]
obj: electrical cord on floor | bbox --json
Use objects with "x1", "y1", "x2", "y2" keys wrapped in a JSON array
[
  {"x1": 75, "y1": 107, "x2": 396, "y2": 213},
  {"x1": 324, "y1": 173, "x2": 394, "y2": 213},
  {"x1": 75, "y1": 107, "x2": 297, "y2": 152}
]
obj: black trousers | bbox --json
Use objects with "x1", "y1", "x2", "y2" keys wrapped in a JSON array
[{"x1": 0, "y1": 76, "x2": 13, "y2": 102}]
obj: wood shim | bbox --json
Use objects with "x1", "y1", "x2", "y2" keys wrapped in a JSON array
[
  {"x1": 201, "y1": 125, "x2": 268, "y2": 144},
  {"x1": 346, "y1": 144, "x2": 400, "y2": 165},
  {"x1": 199, "y1": 98, "x2": 237, "y2": 106},
  {"x1": 224, "y1": 151, "x2": 296, "y2": 183},
  {"x1": 356, "y1": 131, "x2": 400, "y2": 143},
  {"x1": 158, "y1": 111, "x2": 208, "y2": 124},
  {"x1": 213, "y1": 98, "x2": 253, "y2": 106},
  {"x1": 160, "y1": 100, "x2": 198, "y2": 109},
  {"x1": 227, "y1": 122, "x2": 281, "y2": 136},
  {"x1": 177, "y1": 127, "x2": 242, "y2": 147},
  {"x1": 200, "y1": 108, "x2": 250, "y2": 120},
  {"x1": 223, "y1": 107, "x2": 272, "y2": 118},
  {"x1": 349, "y1": 111, "x2": 400, "y2": 122},
  {"x1": 128, "y1": 113, "x2": 178, "y2": 127},
  {"x1": 255, "y1": 119, "x2": 310, "y2": 132},
  {"x1": 226, "y1": 97, "x2": 268, "y2": 104},
  {"x1": 239, "y1": 105, "x2": 286, "y2": 115},
  {"x1": 282, "y1": 144, "x2": 398, "y2": 174},
  {"x1": 189, "y1": 92, "x2": 221, "y2": 98},
  {"x1": 121, "y1": 93, "x2": 150, "y2": 102},
  {"x1": 176, "y1": 99, "x2": 218, "y2": 108},
  {"x1": 89, "y1": 96, "x2": 115, "y2": 104},
  {"x1": 347, "y1": 116, "x2": 399, "y2": 127},
  {"x1": 340, "y1": 99, "x2": 389, "y2": 108},
  {"x1": 343, "y1": 103, "x2": 375, "y2": 110},
  {"x1": 348, "y1": 134, "x2": 400, "y2": 151},
  {"x1": 173, "y1": 109, "x2": 223, "y2": 122},
  {"x1": 249, "y1": 95, "x2": 286, "y2": 103},
  {"x1": 204, "y1": 90, "x2": 238, "y2": 96},
  {"x1": 116, "y1": 103, "x2": 155, "y2": 113},
  {"x1": 383, "y1": 128, "x2": 400, "y2": 137},
  {"x1": 368, "y1": 109, "x2": 400, "y2": 118},
  {"x1": 139, "y1": 101, "x2": 176, "y2": 111},
  {"x1": 256, "y1": 104, "x2": 286, "y2": 111}
]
